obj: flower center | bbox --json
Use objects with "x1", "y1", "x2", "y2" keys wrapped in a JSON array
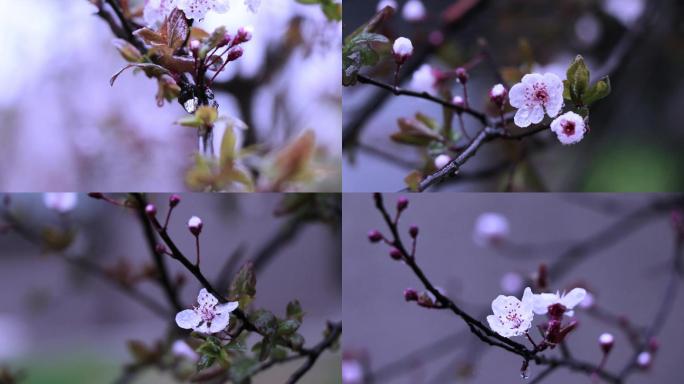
[
  {"x1": 561, "y1": 121, "x2": 575, "y2": 136},
  {"x1": 198, "y1": 305, "x2": 216, "y2": 322},
  {"x1": 532, "y1": 83, "x2": 549, "y2": 104}
]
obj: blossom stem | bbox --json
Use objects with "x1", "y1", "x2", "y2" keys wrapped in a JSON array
[
  {"x1": 393, "y1": 63, "x2": 401, "y2": 90},
  {"x1": 163, "y1": 206, "x2": 175, "y2": 231},
  {"x1": 195, "y1": 235, "x2": 201, "y2": 267},
  {"x1": 525, "y1": 332, "x2": 538, "y2": 349},
  {"x1": 457, "y1": 112, "x2": 470, "y2": 140}
]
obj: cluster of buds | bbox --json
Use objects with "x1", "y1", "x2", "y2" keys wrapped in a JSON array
[{"x1": 190, "y1": 25, "x2": 253, "y2": 84}]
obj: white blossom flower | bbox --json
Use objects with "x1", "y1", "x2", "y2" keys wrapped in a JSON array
[
  {"x1": 43, "y1": 193, "x2": 78, "y2": 213},
  {"x1": 434, "y1": 154, "x2": 451, "y2": 169},
  {"x1": 143, "y1": 0, "x2": 179, "y2": 27},
  {"x1": 178, "y1": 0, "x2": 230, "y2": 20},
  {"x1": 172, "y1": 340, "x2": 199, "y2": 361},
  {"x1": 376, "y1": 0, "x2": 398, "y2": 11},
  {"x1": 402, "y1": 0, "x2": 426, "y2": 22},
  {"x1": 175, "y1": 288, "x2": 238, "y2": 334},
  {"x1": 392, "y1": 37, "x2": 413, "y2": 62},
  {"x1": 579, "y1": 291, "x2": 595, "y2": 309},
  {"x1": 532, "y1": 287, "x2": 587, "y2": 317},
  {"x1": 490, "y1": 83, "x2": 506, "y2": 98},
  {"x1": 550, "y1": 111, "x2": 586, "y2": 145},
  {"x1": 243, "y1": 0, "x2": 260, "y2": 13},
  {"x1": 509, "y1": 73, "x2": 564, "y2": 128},
  {"x1": 473, "y1": 212, "x2": 509, "y2": 247},
  {"x1": 599, "y1": 333, "x2": 614, "y2": 347},
  {"x1": 410, "y1": 64, "x2": 437, "y2": 94},
  {"x1": 487, "y1": 287, "x2": 535, "y2": 338}
]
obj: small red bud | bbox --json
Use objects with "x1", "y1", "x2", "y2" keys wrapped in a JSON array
[
  {"x1": 404, "y1": 288, "x2": 418, "y2": 301},
  {"x1": 455, "y1": 67, "x2": 469, "y2": 84},
  {"x1": 169, "y1": 194, "x2": 181, "y2": 208},
  {"x1": 368, "y1": 230, "x2": 383, "y2": 243},
  {"x1": 397, "y1": 197, "x2": 409, "y2": 211},
  {"x1": 417, "y1": 292, "x2": 434, "y2": 308},
  {"x1": 154, "y1": 244, "x2": 167, "y2": 255},
  {"x1": 409, "y1": 225, "x2": 419, "y2": 238},
  {"x1": 227, "y1": 46, "x2": 244, "y2": 61},
  {"x1": 648, "y1": 337, "x2": 659, "y2": 352},
  {"x1": 389, "y1": 248, "x2": 402, "y2": 260}
]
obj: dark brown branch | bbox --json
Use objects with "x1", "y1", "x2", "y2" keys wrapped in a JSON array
[{"x1": 285, "y1": 322, "x2": 342, "y2": 384}]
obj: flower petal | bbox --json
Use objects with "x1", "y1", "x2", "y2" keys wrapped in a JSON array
[
  {"x1": 175, "y1": 309, "x2": 201, "y2": 329},
  {"x1": 561, "y1": 288, "x2": 587, "y2": 309},
  {"x1": 197, "y1": 288, "x2": 218, "y2": 308},
  {"x1": 529, "y1": 104, "x2": 545, "y2": 124},
  {"x1": 514, "y1": 108, "x2": 532, "y2": 128},
  {"x1": 216, "y1": 301, "x2": 239, "y2": 314},
  {"x1": 209, "y1": 312, "x2": 230, "y2": 333},
  {"x1": 522, "y1": 73, "x2": 543, "y2": 85},
  {"x1": 508, "y1": 83, "x2": 526, "y2": 108}
]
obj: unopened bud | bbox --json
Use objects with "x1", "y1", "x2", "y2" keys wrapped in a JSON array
[
  {"x1": 236, "y1": 26, "x2": 253, "y2": 44},
  {"x1": 88, "y1": 192, "x2": 104, "y2": 199},
  {"x1": 417, "y1": 292, "x2": 433, "y2": 307},
  {"x1": 409, "y1": 225, "x2": 419, "y2": 238},
  {"x1": 389, "y1": 248, "x2": 402, "y2": 260},
  {"x1": 489, "y1": 83, "x2": 507, "y2": 107},
  {"x1": 155, "y1": 243, "x2": 168, "y2": 255},
  {"x1": 145, "y1": 204, "x2": 157, "y2": 217},
  {"x1": 169, "y1": 194, "x2": 181, "y2": 207},
  {"x1": 368, "y1": 230, "x2": 383, "y2": 243},
  {"x1": 404, "y1": 288, "x2": 418, "y2": 301},
  {"x1": 227, "y1": 46, "x2": 244, "y2": 61},
  {"x1": 189, "y1": 39, "x2": 201, "y2": 53},
  {"x1": 392, "y1": 37, "x2": 413, "y2": 65},
  {"x1": 188, "y1": 216, "x2": 203, "y2": 236},
  {"x1": 599, "y1": 333, "x2": 614, "y2": 354},
  {"x1": 452, "y1": 95, "x2": 465, "y2": 110},
  {"x1": 397, "y1": 197, "x2": 409, "y2": 211},
  {"x1": 648, "y1": 337, "x2": 659, "y2": 352},
  {"x1": 455, "y1": 67, "x2": 469, "y2": 84}
]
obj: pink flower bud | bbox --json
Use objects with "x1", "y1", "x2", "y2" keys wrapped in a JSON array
[
  {"x1": 155, "y1": 243, "x2": 168, "y2": 255},
  {"x1": 489, "y1": 83, "x2": 508, "y2": 107},
  {"x1": 455, "y1": 67, "x2": 469, "y2": 84},
  {"x1": 190, "y1": 39, "x2": 201, "y2": 53},
  {"x1": 417, "y1": 292, "x2": 434, "y2": 307},
  {"x1": 599, "y1": 333, "x2": 614, "y2": 354},
  {"x1": 404, "y1": 288, "x2": 418, "y2": 301},
  {"x1": 188, "y1": 216, "x2": 203, "y2": 236},
  {"x1": 227, "y1": 46, "x2": 244, "y2": 61},
  {"x1": 236, "y1": 26, "x2": 253, "y2": 44},
  {"x1": 397, "y1": 197, "x2": 409, "y2": 211},
  {"x1": 368, "y1": 230, "x2": 383, "y2": 243},
  {"x1": 452, "y1": 95, "x2": 465, "y2": 109},
  {"x1": 169, "y1": 194, "x2": 181, "y2": 207},
  {"x1": 392, "y1": 37, "x2": 413, "y2": 65},
  {"x1": 389, "y1": 248, "x2": 402, "y2": 260},
  {"x1": 409, "y1": 225, "x2": 419, "y2": 238},
  {"x1": 145, "y1": 204, "x2": 157, "y2": 217},
  {"x1": 637, "y1": 352, "x2": 652, "y2": 370}
]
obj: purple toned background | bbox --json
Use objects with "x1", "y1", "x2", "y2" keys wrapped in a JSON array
[{"x1": 343, "y1": 193, "x2": 684, "y2": 383}]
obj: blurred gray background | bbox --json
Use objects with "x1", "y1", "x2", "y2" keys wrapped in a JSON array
[
  {"x1": 0, "y1": 193, "x2": 341, "y2": 384},
  {"x1": 343, "y1": 193, "x2": 684, "y2": 383}
]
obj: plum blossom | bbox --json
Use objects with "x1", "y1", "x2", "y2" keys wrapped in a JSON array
[
  {"x1": 509, "y1": 73, "x2": 564, "y2": 127},
  {"x1": 175, "y1": 288, "x2": 238, "y2": 333},
  {"x1": 410, "y1": 64, "x2": 437, "y2": 94},
  {"x1": 637, "y1": 351, "x2": 652, "y2": 369},
  {"x1": 500, "y1": 272, "x2": 524, "y2": 294},
  {"x1": 487, "y1": 287, "x2": 535, "y2": 338},
  {"x1": 143, "y1": 0, "x2": 259, "y2": 27},
  {"x1": 532, "y1": 287, "x2": 587, "y2": 317},
  {"x1": 43, "y1": 193, "x2": 78, "y2": 213},
  {"x1": 550, "y1": 111, "x2": 586, "y2": 145},
  {"x1": 402, "y1": 0, "x2": 426, "y2": 22},
  {"x1": 473, "y1": 212, "x2": 509, "y2": 247},
  {"x1": 188, "y1": 215, "x2": 203, "y2": 235}
]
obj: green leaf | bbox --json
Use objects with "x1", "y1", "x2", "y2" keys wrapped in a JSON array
[
  {"x1": 342, "y1": 32, "x2": 389, "y2": 86},
  {"x1": 229, "y1": 356, "x2": 258, "y2": 384},
  {"x1": 197, "y1": 354, "x2": 216, "y2": 372},
  {"x1": 112, "y1": 39, "x2": 143, "y2": 62},
  {"x1": 249, "y1": 309, "x2": 278, "y2": 336},
  {"x1": 220, "y1": 125, "x2": 237, "y2": 166},
  {"x1": 229, "y1": 262, "x2": 256, "y2": 306},
  {"x1": 110, "y1": 63, "x2": 170, "y2": 86},
  {"x1": 566, "y1": 55, "x2": 590, "y2": 104},
  {"x1": 288, "y1": 333, "x2": 305, "y2": 350},
  {"x1": 404, "y1": 170, "x2": 423, "y2": 192},
  {"x1": 277, "y1": 319, "x2": 301, "y2": 336},
  {"x1": 583, "y1": 76, "x2": 611, "y2": 105},
  {"x1": 391, "y1": 118, "x2": 443, "y2": 146},
  {"x1": 286, "y1": 300, "x2": 305, "y2": 322}
]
